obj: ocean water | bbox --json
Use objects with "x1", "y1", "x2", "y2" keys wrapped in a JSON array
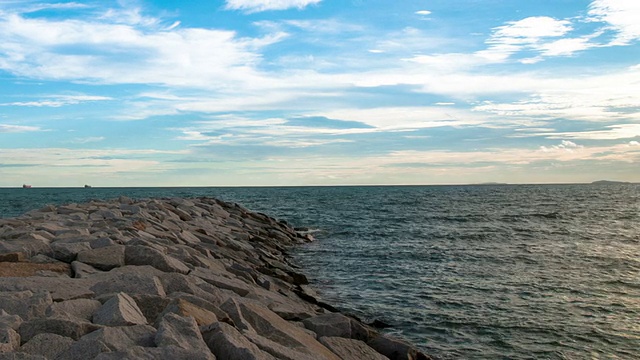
[{"x1": 1, "y1": 185, "x2": 639, "y2": 359}]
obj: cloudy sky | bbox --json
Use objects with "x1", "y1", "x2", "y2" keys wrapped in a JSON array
[{"x1": 0, "y1": 0, "x2": 638, "y2": 187}]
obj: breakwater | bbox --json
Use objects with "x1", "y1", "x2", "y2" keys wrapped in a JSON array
[{"x1": 0, "y1": 196, "x2": 430, "y2": 359}]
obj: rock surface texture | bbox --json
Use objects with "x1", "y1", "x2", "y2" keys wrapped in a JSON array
[{"x1": 0, "y1": 197, "x2": 432, "y2": 359}]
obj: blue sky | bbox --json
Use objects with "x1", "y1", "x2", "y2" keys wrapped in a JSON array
[{"x1": 0, "y1": 0, "x2": 638, "y2": 186}]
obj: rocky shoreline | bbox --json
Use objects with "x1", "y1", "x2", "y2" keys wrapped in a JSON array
[{"x1": 0, "y1": 196, "x2": 431, "y2": 359}]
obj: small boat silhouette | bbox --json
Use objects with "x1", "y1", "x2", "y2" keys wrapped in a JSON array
[
  {"x1": 84, "y1": 185, "x2": 92, "y2": 188},
  {"x1": 22, "y1": 184, "x2": 32, "y2": 188}
]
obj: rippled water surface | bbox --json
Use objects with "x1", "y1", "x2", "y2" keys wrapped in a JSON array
[{"x1": 1, "y1": 185, "x2": 639, "y2": 359}]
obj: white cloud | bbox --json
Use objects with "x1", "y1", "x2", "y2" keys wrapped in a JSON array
[
  {"x1": 471, "y1": 66, "x2": 640, "y2": 122},
  {"x1": 588, "y1": 0, "x2": 640, "y2": 45},
  {"x1": 175, "y1": 115, "x2": 371, "y2": 148},
  {"x1": 225, "y1": 0, "x2": 321, "y2": 13},
  {"x1": 386, "y1": 142, "x2": 640, "y2": 166},
  {"x1": 493, "y1": 16, "x2": 572, "y2": 39},
  {"x1": 1, "y1": 95, "x2": 112, "y2": 107},
  {"x1": 313, "y1": 107, "x2": 488, "y2": 130},
  {"x1": 478, "y1": 16, "x2": 574, "y2": 62},
  {"x1": 415, "y1": 10, "x2": 431, "y2": 16},
  {"x1": 540, "y1": 140, "x2": 582, "y2": 152},
  {"x1": 630, "y1": 141, "x2": 640, "y2": 146},
  {"x1": 100, "y1": 7, "x2": 160, "y2": 27},
  {"x1": 22, "y1": 2, "x2": 90, "y2": 13},
  {"x1": 0, "y1": 148, "x2": 187, "y2": 173},
  {"x1": 70, "y1": 136, "x2": 105, "y2": 144},
  {"x1": 537, "y1": 37, "x2": 593, "y2": 57},
  {"x1": 543, "y1": 124, "x2": 640, "y2": 140},
  {"x1": 0, "y1": 12, "x2": 285, "y2": 90},
  {"x1": 0, "y1": 124, "x2": 41, "y2": 133}
]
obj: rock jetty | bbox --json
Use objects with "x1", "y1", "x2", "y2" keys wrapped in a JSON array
[{"x1": 0, "y1": 196, "x2": 431, "y2": 360}]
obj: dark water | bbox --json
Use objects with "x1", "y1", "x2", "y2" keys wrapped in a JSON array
[{"x1": 1, "y1": 185, "x2": 639, "y2": 359}]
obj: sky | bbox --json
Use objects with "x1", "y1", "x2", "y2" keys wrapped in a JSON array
[{"x1": 0, "y1": 0, "x2": 639, "y2": 187}]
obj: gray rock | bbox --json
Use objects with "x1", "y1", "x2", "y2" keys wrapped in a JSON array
[
  {"x1": 0, "y1": 353, "x2": 47, "y2": 360},
  {"x1": 201, "y1": 322, "x2": 275, "y2": 360},
  {"x1": 75, "y1": 325, "x2": 156, "y2": 351},
  {"x1": 53, "y1": 338, "x2": 111, "y2": 360},
  {"x1": 219, "y1": 298, "x2": 253, "y2": 332},
  {"x1": 0, "y1": 291, "x2": 51, "y2": 322},
  {"x1": 177, "y1": 230, "x2": 201, "y2": 245},
  {"x1": 53, "y1": 228, "x2": 89, "y2": 241},
  {"x1": 243, "y1": 332, "x2": 319, "y2": 360},
  {"x1": 302, "y1": 313, "x2": 353, "y2": 338},
  {"x1": 319, "y1": 336, "x2": 390, "y2": 360},
  {"x1": 0, "y1": 311, "x2": 22, "y2": 331},
  {"x1": 0, "y1": 326, "x2": 20, "y2": 353},
  {"x1": 0, "y1": 278, "x2": 94, "y2": 302},
  {"x1": 251, "y1": 287, "x2": 318, "y2": 321},
  {"x1": 90, "y1": 209, "x2": 122, "y2": 220},
  {"x1": 157, "y1": 298, "x2": 218, "y2": 327},
  {"x1": 192, "y1": 267, "x2": 252, "y2": 296},
  {"x1": 70, "y1": 261, "x2": 102, "y2": 278},
  {"x1": 155, "y1": 313, "x2": 211, "y2": 355},
  {"x1": 220, "y1": 298, "x2": 339, "y2": 360},
  {"x1": 76, "y1": 245, "x2": 125, "y2": 271},
  {"x1": 35, "y1": 222, "x2": 66, "y2": 235},
  {"x1": 89, "y1": 268, "x2": 166, "y2": 298},
  {"x1": 167, "y1": 292, "x2": 231, "y2": 322},
  {"x1": 25, "y1": 255, "x2": 60, "y2": 264},
  {"x1": 92, "y1": 293, "x2": 148, "y2": 326},
  {"x1": 93, "y1": 345, "x2": 217, "y2": 360},
  {"x1": 18, "y1": 316, "x2": 100, "y2": 342},
  {"x1": 89, "y1": 237, "x2": 116, "y2": 249},
  {"x1": 46, "y1": 299, "x2": 102, "y2": 321},
  {"x1": 50, "y1": 242, "x2": 92, "y2": 263},
  {"x1": 18, "y1": 333, "x2": 74, "y2": 359},
  {"x1": 130, "y1": 294, "x2": 171, "y2": 325},
  {"x1": 0, "y1": 236, "x2": 52, "y2": 258},
  {"x1": 124, "y1": 246, "x2": 190, "y2": 274},
  {"x1": 368, "y1": 334, "x2": 431, "y2": 360}
]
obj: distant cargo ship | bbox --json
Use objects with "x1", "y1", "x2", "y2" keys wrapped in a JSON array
[
  {"x1": 22, "y1": 184, "x2": 32, "y2": 188},
  {"x1": 84, "y1": 184, "x2": 92, "y2": 188}
]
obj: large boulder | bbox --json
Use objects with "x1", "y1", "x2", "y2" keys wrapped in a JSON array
[
  {"x1": 93, "y1": 345, "x2": 217, "y2": 360},
  {"x1": 0, "y1": 291, "x2": 51, "y2": 322},
  {"x1": 0, "y1": 278, "x2": 94, "y2": 302},
  {"x1": 0, "y1": 311, "x2": 22, "y2": 331},
  {"x1": 46, "y1": 299, "x2": 102, "y2": 321},
  {"x1": 124, "y1": 246, "x2": 190, "y2": 274},
  {"x1": 201, "y1": 322, "x2": 275, "y2": 360},
  {"x1": 157, "y1": 298, "x2": 218, "y2": 327},
  {"x1": 17, "y1": 333, "x2": 74, "y2": 359},
  {"x1": 54, "y1": 338, "x2": 109, "y2": 359},
  {"x1": 76, "y1": 246, "x2": 125, "y2": 271},
  {"x1": 191, "y1": 267, "x2": 252, "y2": 296},
  {"x1": 89, "y1": 267, "x2": 166, "y2": 298},
  {"x1": 301, "y1": 313, "x2": 375, "y2": 341},
  {"x1": 367, "y1": 334, "x2": 432, "y2": 360},
  {"x1": 77, "y1": 325, "x2": 156, "y2": 351},
  {"x1": 92, "y1": 293, "x2": 147, "y2": 326},
  {"x1": 0, "y1": 327, "x2": 20, "y2": 353},
  {"x1": 319, "y1": 336, "x2": 389, "y2": 360},
  {"x1": 220, "y1": 298, "x2": 340, "y2": 360},
  {"x1": 50, "y1": 242, "x2": 92, "y2": 263},
  {"x1": 18, "y1": 316, "x2": 99, "y2": 342},
  {"x1": 154, "y1": 313, "x2": 212, "y2": 357}
]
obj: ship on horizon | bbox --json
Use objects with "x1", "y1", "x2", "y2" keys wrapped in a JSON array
[{"x1": 22, "y1": 184, "x2": 32, "y2": 188}]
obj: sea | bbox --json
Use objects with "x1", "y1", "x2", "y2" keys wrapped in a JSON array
[{"x1": 0, "y1": 184, "x2": 638, "y2": 359}]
